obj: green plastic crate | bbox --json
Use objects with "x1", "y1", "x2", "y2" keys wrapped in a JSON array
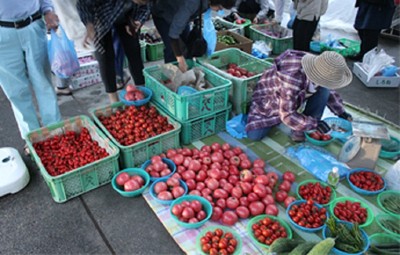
[
  {"x1": 25, "y1": 115, "x2": 120, "y2": 203},
  {"x1": 141, "y1": 40, "x2": 147, "y2": 62},
  {"x1": 143, "y1": 60, "x2": 232, "y2": 121},
  {"x1": 249, "y1": 24, "x2": 293, "y2": 55},
  {"x1": 90, "y1": 102, "x2": 181, "y2": 169},
  {"x1": 146, "y1": 42, "x2": 164, "y2": 61},
  {"x1": 197, "y1": 48, "x2": 273, "y2": 114},
  {"x1": 213, "y1": 17, "x2": 244, "y2": 36},
  {"x1": 320, "y1": 38, "x2": 360, "y2": 57}
]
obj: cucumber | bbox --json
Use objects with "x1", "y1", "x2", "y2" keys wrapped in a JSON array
[
  {"x1": 288, "y1": 242, "x2": 317, "y2": 255},
  {"x1": 307, "y1": 238, "x2": 335, "y2": 255},
  {"x1": 269, "y1": 238, "x2": 303, "y2": 253}
]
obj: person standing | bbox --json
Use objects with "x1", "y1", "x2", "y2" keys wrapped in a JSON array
[
  {"x1": 292, "y1": 0, "x2": 328, "y2": 52},
  {"x1": 0, "y1": 0, "x2": 62, "y2": 152},
  {"x1": 232, "y1": 0, "x2": 276, "y2": 24},
  {"x1": 353, "y1": 0, "x2": 395, "y2": 61},
  {"x1": 152, "y1": 0, "x2": 236, "y2": 72},
  {"x1": 77, "y1": 0, "x2": 151, "y2": 104}
]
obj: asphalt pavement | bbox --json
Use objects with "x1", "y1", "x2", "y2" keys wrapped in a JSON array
[{"x1": 0, "y1": 33, "x2": 399, "y2": 255}]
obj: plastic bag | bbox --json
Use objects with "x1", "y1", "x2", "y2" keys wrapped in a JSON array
[
  {"x1": 48, "y1": 25, "x2": 80, "y2": 78},
  {"x1": 385, "y1": 160, "x2": 400, "y2": 191},
  {"x1": 286, "y1": 145, "x2": 350, "y2": 182},
  {"x1": 252, "y1": 41, "x2": 272, "y2": 59},
  {"x1": 203, "y1": 8, "x2": 217, "y2": 56},
  {"x1": 226, "y1": 114, "x2": 248, "y2": 139},
  {"x1": 287, "y1": 2, "x2": 296, "y2": 29},
  {"x1": 362, "y1": 48, "x2": 395, "y2": 82}
]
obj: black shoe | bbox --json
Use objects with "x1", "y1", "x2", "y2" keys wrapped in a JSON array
[
  {"x1": 56, "y1": 87, "x2": 72, "y2": 96},
  {"x1": 348, "y1": 54, "x2": 363, "y2": 62}
]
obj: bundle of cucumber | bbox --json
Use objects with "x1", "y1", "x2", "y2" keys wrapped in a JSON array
[
  {"x1": 268, "y1": 238, "x2": 334, "y2": 255},
  {"x1": 217, "y1": 35, "x2": 238, "y2": 45}
]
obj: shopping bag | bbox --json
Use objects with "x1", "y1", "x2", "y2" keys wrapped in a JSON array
[
  {"x1": 203, "y1": 8, "x2": 217, "y2": 56},
  {"x1": 226, "y1": 114, "x2": 248, "y2": 139},
  {"x1": 48, "y1": 25, "x2": 80, "y2": 78}
]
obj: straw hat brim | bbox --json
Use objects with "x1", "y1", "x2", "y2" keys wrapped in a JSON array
[{"x1": 302, "y1": 53, "x2": 352, "y2": 90}]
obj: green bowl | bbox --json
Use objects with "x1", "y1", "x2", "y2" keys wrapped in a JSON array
[
  {"x1": 296, "y1": 179, "x2": 337, "y2": 206},
  {"x1": 329, "y1": 197, "x2": 374, "y2": 228},
  {"x1": 246, "y1": 214, "x2": 292, "y2": 249},
  {"x1": 379, "y1": 136, "x2": 400, "y2": 159},
  {"x1": 369, "y1": 233, "x2": 400, "y2": 251},
  {"x1": 170, "y1": 195, "x2": 212, "y2": 229},
  {"x1": 375, "y1": 213, "x2": 400, "y2": 237},
  {"x1": 111, "y1": 168, "x2": 150, "y2": 197},
  {"x1": 377, "y1": 190, "x2": 400, "y2": 217},
  {"x1": 304, "y1": 131, "x2": 334, "y2": 146},
  {"x1": 196, "y1": 225, "x2": 243, "y2": 255}
]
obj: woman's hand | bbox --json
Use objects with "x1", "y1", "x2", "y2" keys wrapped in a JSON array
[
  {"x1": 126, "y1": 20, "x2": 142, "y2": 36},
  {"x1": 177, "y1": 56, "x2": 188, "y2": 73},
  {"x1": 83, "y1": 23, "x2": 95, "y2": 48}
]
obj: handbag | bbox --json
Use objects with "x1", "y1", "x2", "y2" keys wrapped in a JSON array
[{"x1": 186, "y1": 1, "x2": 207, "y2": 58}]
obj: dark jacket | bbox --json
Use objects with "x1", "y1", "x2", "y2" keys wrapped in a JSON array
[{"x1": 354, "y1": 0, "x2": 395, "y2": 30}]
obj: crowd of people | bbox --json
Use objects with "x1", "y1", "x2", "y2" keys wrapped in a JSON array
[{"x1": 0, "y1": 0, "x2": 395, "y2": 153}]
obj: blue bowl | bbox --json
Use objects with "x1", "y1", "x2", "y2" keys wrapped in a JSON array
[
  {"x1": 322, "y1": 220, "x2": 370, "y2": 255},
  {"x1": 347, "y1": 168, "x2": 386, "y2": 196},
  {"x1": 286, "y1": 200, "x2": 328, "y2": 232},
  {"x1": 323, "y1": 117, "x2": 352, "y2": 142},
  {"x1": 111, "y1": 168, "x2": 150, "y2": 197},
  {"x1": 119, "y1": 86, "x2": 152, "y2": 106},
  {"x1": 170, "y1": 195, "x2": 213, "y2": 229},
  {"x1": 149, "y1": 177, "x2": 188, "y2": 205},
  {"x1": 141, "y1": 158, "x2": 176, "y2": 182}
]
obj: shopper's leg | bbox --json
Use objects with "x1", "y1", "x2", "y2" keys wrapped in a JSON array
[
  {"x1": 293, "y1": 18, "x2": 318, "y2": 51},
  {"x1": 247, "y1": 127, "x2": 272, "y2": 141},
  {"x1": 116, "y1": 25, "x2": 145, "y2": 85},
  {"x1": 153, "y1": 15, "x2": 176, "y2": 63},
  {"x1": 94, "y1": 31, "x2": 117, "y2": 93},
  {"x1": 22, "y1": 20, "x2": 62, "y2": 128},
  {"x1": 359, "y1": 29, "x2": 380, "y2": 57},
  {"x1": 303, "y1": 87, "x2": 330, "y2": 120}
]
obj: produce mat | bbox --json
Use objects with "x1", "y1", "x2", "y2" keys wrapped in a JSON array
[{"x1": 142, "y1": 104, "x2": 399, "y2": 255}]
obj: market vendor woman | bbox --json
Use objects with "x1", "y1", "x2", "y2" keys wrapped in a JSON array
[
  {"x1": 246, "y1": 50, "x2": 353, "y2": 141},
  {"x1": 232, "y1": 0, "x2": 276, "y2": 24}
]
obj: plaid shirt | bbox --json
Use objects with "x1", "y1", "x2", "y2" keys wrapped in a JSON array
[
  {"x1": 246, "y1": 50, "x2": 346, "y2": 132},
  {"x1": 77, "y1": 0, "x2": 151, "y2": 52}
]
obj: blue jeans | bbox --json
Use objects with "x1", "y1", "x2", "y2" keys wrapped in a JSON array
[
  {"x1": 0, "y1": 19, "x2": 61, "y2": 139},
  {"x1": 247, "y1": 87, "x2": 330, "y2": 141}
]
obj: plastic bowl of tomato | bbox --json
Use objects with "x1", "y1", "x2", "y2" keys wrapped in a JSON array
[
  {"x1": 304, "y1": 130, "x2": 334, "y2": 146},
  {"x1": 111, "y1": 168, "x2": 150, "y2": 197},
  {"x1": 119, "y1": 86, "x2": 152, "y2": 107},
  {"x1": 149, "y1": 176, "x2": 188, "y2": 205},
  {"x1": 286, "y1": 200, "x2": 328, "y2": 232},
  {"x1": 296, "y1": 180, "x2": 337, "y2": 206},
  {"x1": 196, "y1": 225, "x2": 242, "y2": 255},
  {"x1": 347, "y1": 168, "x2": 386, "y2": 196},
  {"x1": 322, "y1": 220, "x2": 370, "y2": 255},
  {"x1": 329, "y1": 197, "x2": 374, "y2": 228},
  {"x1": 141, "y1": 158, "x2": 176, "y2": 182},
  {"x1": 247, "y1": 214, "x2": 293, "y2": 249},
  {"x1": 170, "y1": 195, "x2": 212, "y2": 229}
]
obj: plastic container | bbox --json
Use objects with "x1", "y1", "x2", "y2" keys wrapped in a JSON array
[
  {"x1": 304, "y1": 131, "x2": 335, "y2": 146},
  {"x1": 377, "y1": 190, "x2": 400, "y2": 217},
  {"x1": 286, "y1": 200, "x2": 328, "y2": 232},
  {"x1": 149, "y1": 177, "x2": 188, "y2": 205},
  {"x1": 296, "y1": 179, "x2": 337, "y2": 206},
  {"x1": 376, "y1": 213, "x2": 400, "y2": 237},
  {"x1": 196, "y1": 225, "x2": 242, "y2": 255},
  {"x1": 249, "y1": 23, "x2": 293, "y2": 55},
  {"x1": 310, "y1": 41, "x2": 321, "y2": 53},
  {"x1": 379, "y1": 136, "x2": 400, "y2": 159},
  {"x1": 25, "y1": 115, "x2": 120, "y2": 203},
  {"x1": 111, "y1": 168, "x2": 150, "y2": 197},
  {"x1": 90, "y1": 102, "x2": 181, "y2": 169},
  {"x1": 322, "y1": 220, "x2": 370, "y2": 255},
  {"x1": 329, "y1": 197, "x2": 374, "y2": 228},
  {"x1": 212, "y1": 17, "x2": 244, "y2": 36},
  {"x1": 140, "y1": 40, "x2": 146, "y2": 62},
  {"x1": 141, "y1": 158, "x2": 176, "y2": 182},
  {"x1": 169, "y1": 195, "x2": 212, "y2": 229},
  {"x1": 369, "y1": 233, "x2": 400, "y2": 254},
  {"x1": 247, "y1": 214, "x2": 293, "y2": 249},
  {"x1": 320, "y1": 38, "x2": 360, "y2": 57},
  {"x1": 146, "y1": 41, "x2": 164, "y2": 61},
  {"x1": 143, "y1": 59, "x2": 232, "y2": 121},
  {"x1": 197, "y1": 48, "x2": 273, "y2": 114},
  {"x1": 323, "y1": 117, "x2": 353, "y2": 142},
  {"x1": 347, "y1": 168, "x2": 386, "y2": 195},
  {"x1": 118, "y1": 86, "x2": 153, "y2": 107}
]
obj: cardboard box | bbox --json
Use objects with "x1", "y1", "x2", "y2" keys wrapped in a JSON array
[
  {"x1": 353, "y1": 62, "x2": 400, "y2": 88},
  {"x1": 69, "y1": 52, "x2": 101, "y2": 90},
  {"x1": 216, "y1": 31, "x2": 253, "y2": 54}
]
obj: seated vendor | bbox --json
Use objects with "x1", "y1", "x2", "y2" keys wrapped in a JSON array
[
  {"x1": 246, "y1": 50, "x2": 353, "y2": 142},
  {"x1": 232, "y1": 0, "x2": 276, "y2": 24}
]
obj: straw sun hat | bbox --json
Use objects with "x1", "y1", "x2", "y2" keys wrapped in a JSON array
[{"x1": 302, "y1": 51, "x2": 353, "y2": 90}]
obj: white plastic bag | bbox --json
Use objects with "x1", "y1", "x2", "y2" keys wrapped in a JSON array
[
  {"x1": 385, "y1": 160, "x2": 400, "y2": 191},
  {"x1": 361, "y1": 48, "x2": 395, "y2": 82}
]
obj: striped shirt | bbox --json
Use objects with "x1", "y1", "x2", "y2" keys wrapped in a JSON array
[
  {"x1": 246, "y1": 50, "x2": 345, "y2": 132},
  {"x1": 77, "y1": 0, "x2": 151, "y2": 52}
]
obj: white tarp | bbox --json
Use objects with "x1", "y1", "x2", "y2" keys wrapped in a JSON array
[{"x1": 320, "y1": 0, "x2": 358, "y2": 34}]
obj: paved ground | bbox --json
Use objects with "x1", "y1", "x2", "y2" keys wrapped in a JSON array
[{"x1": 0, "y1": 28, "x2": 399, "y2": 255}]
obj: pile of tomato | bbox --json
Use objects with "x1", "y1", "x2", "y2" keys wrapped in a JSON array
[
  {"x1": 98, "y1": 105, "x2": 174, "y2": 146},
  {"x1": 288, "y1": 200, "x2": 327, "y2": 229},
  {"x1": 200, "y1": 228, "x2": 238, "y2": 255},
  {"x1": 298, "y1": 182, "x2": 332, "y2": 205},
  {"x1": 33, "y1": 128, "x2": 109, "y2": 176},
  {"x1": 171, "y1": 199, "x2": 208, "y2": 224},
  {"x1": 251, "y1": 216, "x2": 288, "y2": 246},
  {"x1": 349, "y1": 171, "x2": 384, "y2": 191},
  {"x1": 225, "y1": 63, "x2": 255, "y2": 78},
  {"x1": 333, "y1": 200, "x2": 368, "y2": 224},
  {"x1": 308, "y1": 131, "x2": 332, "y2": 141}
]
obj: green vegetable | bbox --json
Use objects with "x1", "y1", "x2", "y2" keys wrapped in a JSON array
[
  {"x1": 288, "y1": 242, "x2": 317, "y2": 255},
  {"x1": 217, "y1": 35, "x2": 238, "y2": 45},
  {"x1": 381, "y1": 218, "x2": 400, "y2": 234},
  {"x1": 307, "y1": 238, "x2": 335, "y2": 255},
  {"x1": 382, "y1": 195, "x2": 400, "y2": 214},
  {"x1": 369, "y1": 242, "x2": 400, "y2": 255},
  {"x1": 269, "y1": 238, "x2": 303, "y2": 253},
  {"x1": 326, "y1": 217, "x2": 364, "y2": 253}
]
